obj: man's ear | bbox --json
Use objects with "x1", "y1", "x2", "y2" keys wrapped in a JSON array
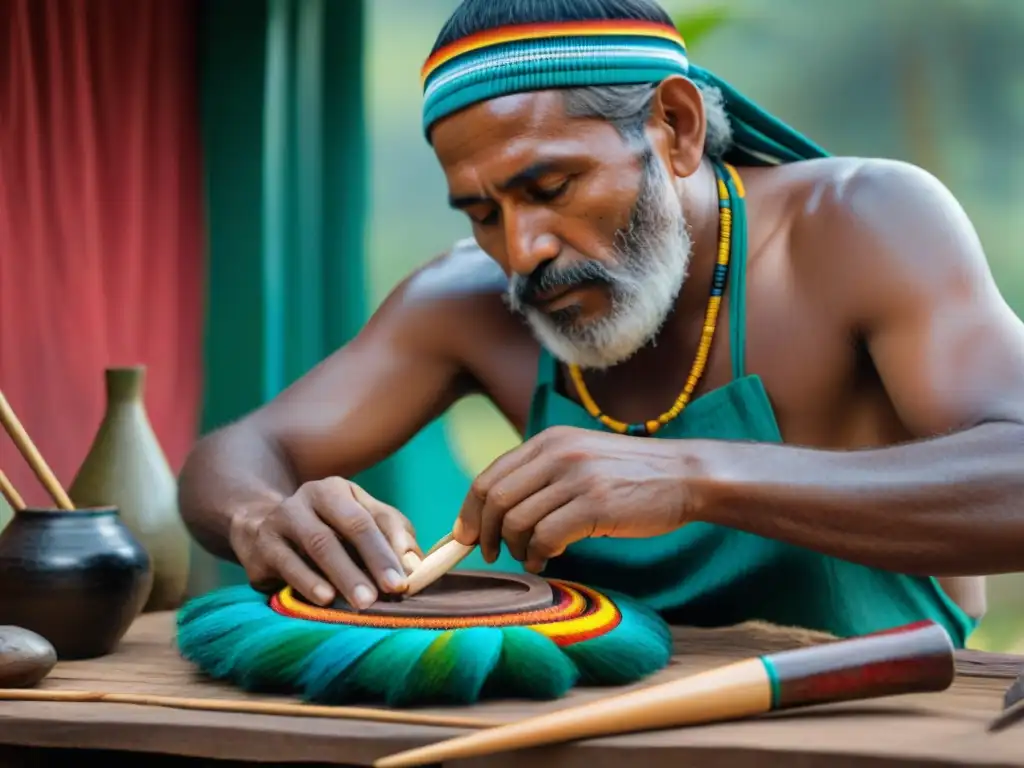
[{"x1": 645, "y1": 76, "x2": 706, "y2": 178}]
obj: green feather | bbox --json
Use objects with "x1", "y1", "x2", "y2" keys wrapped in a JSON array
[{"x1": 484, "y1": 626, "x2": 580, "y2": 700}]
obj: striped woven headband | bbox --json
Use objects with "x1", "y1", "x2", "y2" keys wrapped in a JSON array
[{"x1": 421, "y1": 20, "x2": 689, "y2": 137}]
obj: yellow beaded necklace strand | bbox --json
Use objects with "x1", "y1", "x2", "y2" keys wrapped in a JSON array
[{"x1": 568, "y1": 163, "x2": 740, "y2": 437}]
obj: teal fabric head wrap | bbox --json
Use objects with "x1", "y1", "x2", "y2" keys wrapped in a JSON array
[{"x1": 420, "y1": 19, "x2": 829, "y2": 166}]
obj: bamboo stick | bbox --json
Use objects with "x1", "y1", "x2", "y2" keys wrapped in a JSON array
[
  {"x1": 0, "y1": 688, "x2": 499, "y2": 729},
  {"x1": 0, "y1": 390, "x2": 74, "y2": 510},
  {"x1": 0, "y1": 470, "x2": 25, "y2": 510}
]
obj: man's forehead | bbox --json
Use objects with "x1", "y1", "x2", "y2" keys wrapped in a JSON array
[
  {"x1": 432, "y1": 91, "x2": 624, "y2": 182},
  {"x1": 431, "y1": 90, "x2": 570, "y2": 159}
]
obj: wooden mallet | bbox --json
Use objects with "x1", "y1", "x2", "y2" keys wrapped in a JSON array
[{"x1": 374, "y1": 620, "x2": 956, "y2": 768}]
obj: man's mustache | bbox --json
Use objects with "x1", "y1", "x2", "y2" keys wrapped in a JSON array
[{"x1": 510, "y1": 260, "x2": 614, "y2": 308}]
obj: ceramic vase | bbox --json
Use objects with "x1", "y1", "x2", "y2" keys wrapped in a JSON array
[
  {"x1": 0, "y1": 506, "x2": 151, "y2": 659},
  {"x1": 69, "y1": 366, "x2": 190, "y2": 612}
]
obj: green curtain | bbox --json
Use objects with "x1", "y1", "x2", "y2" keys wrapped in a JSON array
[
  {"x1": 200, "y1": 0, "x2": 367, "y2": 415},
  {"x1": 196, "y1": 0, "x2": 395, "y2": 589}
]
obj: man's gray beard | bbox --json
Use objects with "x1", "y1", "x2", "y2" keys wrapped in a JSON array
[{"x1": 506, "y1": 153, "x2": 692, "y2": 371}]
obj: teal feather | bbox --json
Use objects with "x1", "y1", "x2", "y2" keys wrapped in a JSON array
[
  {"x1": 176, "y1": 584, "x2": 263, "y2": 627},
  {"x1": 176, "y1": 603, "x2": 272, "y2": 672},
  {"x1": 299, "y1": 625, "x2": 394, "y2": 702},
  {"x1": 334, "y1": 629, "x2": 440, "y2": 705},
  {"x1": 226, "y1": 619, "x2": 337, "y2": 692},
  {"x1": 176, "y1": 584, "x2": 671, "y2": 707}
]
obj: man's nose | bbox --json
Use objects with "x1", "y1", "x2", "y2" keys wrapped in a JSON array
[{"x1": 504, "y1": 208, "x2": 560, "y2": 277}]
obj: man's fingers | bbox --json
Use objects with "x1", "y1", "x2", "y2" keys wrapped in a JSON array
[
  {"x1": 500, "y1": 481, "x2": 575, "y2": 562},
  {"x1": 278, "y1": 506, "x2": 380, "y2": 609},
  {"x1": 309, "y1": 485, "x2": 407, "y2": 596},
  {"x1": 459, "y1": 438, "x2": 542, "y2": 546},
  {"x1": 350, "y1": 483, "x2": 423, "y2": 573},
  {"x1": 524, "y1": 499, "x2": 595, "y2": 574},
  {"x1": 248, "y1": 479, "x2": 425, "y2": 608},
  {"x1": 255, "y1": 532, "x2": 337, "y2": 606},
  {"x1": 401, "y1": 551, "x2": 423, "y2": 575},
  {"x1": 376, "y1": 512, "x2": 420, "y2": 576},
  {"x1": 476, "y1": 459, "x2": 555, "y2": 564}
]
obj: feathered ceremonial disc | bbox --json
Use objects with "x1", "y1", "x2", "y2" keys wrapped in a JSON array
[{"x1": 177, "y1": 570, "x2": 672, "y2": 707}]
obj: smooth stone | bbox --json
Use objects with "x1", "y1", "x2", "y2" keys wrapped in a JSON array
[{"x1": 0, "y1": 625, "x2": 57, "y2": 688}]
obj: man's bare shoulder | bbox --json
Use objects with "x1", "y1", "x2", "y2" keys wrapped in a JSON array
[
  {"x1": 752, "y1": 156, "x2": 998, "y2": 323},
  {"x1": 370, "y1": 238, "x2": 529, "y2": 361}
]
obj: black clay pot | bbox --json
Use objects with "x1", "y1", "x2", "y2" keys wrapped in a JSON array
[{"x1": 0, "y1": 507, "x2": 152, "y2": 659}]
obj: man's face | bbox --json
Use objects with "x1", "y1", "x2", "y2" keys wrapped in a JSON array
[{"x1": 431, "y1": 90, "x2": 691, "y2": 370}]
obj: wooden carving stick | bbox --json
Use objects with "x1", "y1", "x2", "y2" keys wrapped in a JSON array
[
  {"x1": 374, "y1": 620, "x2": 956, "y2": 768},
  {"x1": 0, "y1": 470, "x2": 25, "y2": 511},
  {"x1": 404, "y1": 533, "x2": 474, "y2": 597},
  {"x1": 425, "y1": 532, "x2": 454, "y2": 556},
  {"x1": 0, "y1": 390, "x2": 74, "y2": 510}
]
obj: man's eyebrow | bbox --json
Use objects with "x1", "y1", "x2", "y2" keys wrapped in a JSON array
[{"x1": 448, "y1": 160, "x2": 564, "y2": 210}]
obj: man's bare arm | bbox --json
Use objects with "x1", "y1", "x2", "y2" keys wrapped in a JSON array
[
  {"x1": 178, "y1": 256, "x2": 482, "y2": 561},
  {"x1": 694, "y1": 159, "x2": 1024, "y2": 575}
]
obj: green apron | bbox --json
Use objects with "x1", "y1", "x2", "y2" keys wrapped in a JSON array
[{"x1": 524, "y1": 161, "x2": 976, "y2": 648}]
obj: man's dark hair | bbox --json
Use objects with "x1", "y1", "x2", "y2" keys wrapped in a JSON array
[{"x1": 430, "y1": 0, "x2": 732, "y2": 156}]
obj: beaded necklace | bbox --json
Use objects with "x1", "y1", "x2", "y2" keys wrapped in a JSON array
[{"x1": 567, "y1": 162, "x2": 740, "y2": 437}]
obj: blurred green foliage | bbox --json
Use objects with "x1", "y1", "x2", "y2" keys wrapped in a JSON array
[{"x1": 672, "y1": 5, "x2": 731, "y2": 48}]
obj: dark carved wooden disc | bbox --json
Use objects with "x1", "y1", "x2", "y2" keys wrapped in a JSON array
[{"x1": 327, "y1": 570, "x2": 555, "y2": 618}]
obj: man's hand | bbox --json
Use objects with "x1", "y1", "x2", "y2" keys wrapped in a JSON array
[
  {"x1": 453, "y1": 426, "x2": 699, "y2": 572},
  {"x1": 229, "y1": 478, "x2": 423, "y2": 609}
]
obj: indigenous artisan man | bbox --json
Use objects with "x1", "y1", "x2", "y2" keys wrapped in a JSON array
[{"x1": 178, "y1": 0, "x2": 1024, "y2": 649}]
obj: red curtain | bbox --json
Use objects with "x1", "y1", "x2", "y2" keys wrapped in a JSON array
[{"x1": 0, "y1": 0, "x2": 204, "y2": 507}]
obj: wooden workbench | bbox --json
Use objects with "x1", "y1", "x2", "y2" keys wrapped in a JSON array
[{"x1": 0, "y1": 612, "x2": 1019, "y2": 766}]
